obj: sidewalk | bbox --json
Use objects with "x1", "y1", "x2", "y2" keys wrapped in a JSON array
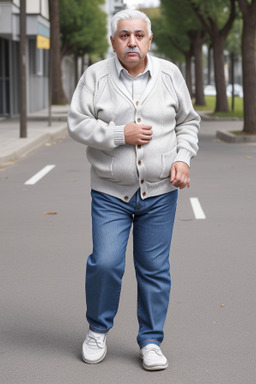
[
  {"x1": 199, "y1": 110, "x2": 256, "y2": 143},
  {"x1": 0, "y1": 105, "x2": 69, "y2": 168}
]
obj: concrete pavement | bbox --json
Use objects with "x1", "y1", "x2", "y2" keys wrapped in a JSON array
[
  {"x1": 0, "y1": 105, "x2": 69, "y2": 168},
  {"x1": 1, "y1": 116, "x2": 256, "y2": 383}
]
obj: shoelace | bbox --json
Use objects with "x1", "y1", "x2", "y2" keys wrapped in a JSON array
[
  {"x1": 142, "y1": 347, "x2": 163, "y2": 357},
  {"x1": 86, "y1": 334, "x2": 105, "y2": 349}
]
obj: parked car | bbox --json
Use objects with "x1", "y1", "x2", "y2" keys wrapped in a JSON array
[
  {"x1": 204, "y1": 83, "x2": 244, "y2": 98},
  {"x1": 226, "y1": 84, "x2": 243, "y2": 98},
  {"x1": 204, "y1": 84, "x2": 216, "y2": 96}
]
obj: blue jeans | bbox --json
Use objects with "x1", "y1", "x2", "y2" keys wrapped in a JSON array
[{"x1": 86, "y1": 189, "x2": 178, "y2": 348}]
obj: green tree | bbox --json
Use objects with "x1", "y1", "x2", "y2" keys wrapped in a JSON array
[
  {"x1": 188, "y1": 0, "x2": 237, "y2": 113},
  {"x1": 156, "y1": 1, "x2": 194, "y2": 95},
  {"x1": 226, "y1": 17, "x2": 242, "y2": 111},
  {"x1": 153, "y1": 0, "x2": 207, "y2": 104},
  {"x1": 59, "y1": 0, "x2": 108, "y2": 58},
  {"x1": 237, "y1": 0, "x2": 256, "y2": 133},
  {"x1": 149, "y1": 12, "x2": 184, "y2": 61}
]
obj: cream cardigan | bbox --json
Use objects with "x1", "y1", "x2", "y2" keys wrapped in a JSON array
[{"x1": 68, "y1": 55, "x2": 200, "y2": 202}]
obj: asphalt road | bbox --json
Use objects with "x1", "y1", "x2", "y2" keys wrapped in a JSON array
[{"x1": 1, "y1": 121, "x2": 256, "y2": 384}]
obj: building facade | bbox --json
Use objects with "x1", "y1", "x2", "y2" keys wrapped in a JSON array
[
  {"x1": 0, "y1": 0, "x2": 50, "y2": 117},
  {"x1": 101, "y1": 0, "x2": 125, "y2": 57}
]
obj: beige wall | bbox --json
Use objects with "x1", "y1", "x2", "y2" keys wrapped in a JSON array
[
  {"x1": 9, "y1": 0, "x2": 49, "y2": 19},
  {"x1": 26, "y1": 0, "x2": 49, "y2": 19}
]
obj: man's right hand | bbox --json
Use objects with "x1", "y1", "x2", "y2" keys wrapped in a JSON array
[{"x1": 124, "y1": 122, "x2": 153, "y2": 145}]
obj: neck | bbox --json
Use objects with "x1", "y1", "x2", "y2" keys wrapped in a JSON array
[{"x1": 120, "y1": 57, "x2": 148, "y2": 77}]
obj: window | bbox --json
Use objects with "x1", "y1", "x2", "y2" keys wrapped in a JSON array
[{"x1": 29, "y1": 38, "x2": 44, "y2": 76}]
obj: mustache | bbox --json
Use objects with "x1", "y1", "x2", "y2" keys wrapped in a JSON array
[{"x1": 124, "y1": 47, "x2": 141, "y2": 56}]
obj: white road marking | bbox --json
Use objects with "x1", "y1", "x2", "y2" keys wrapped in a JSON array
[
  {"x1": 25, "y1": 165, "x2": 56, "y2": 185},
  {"x1": 190, "y1": 197, "x2": 206, "y2": 220}
]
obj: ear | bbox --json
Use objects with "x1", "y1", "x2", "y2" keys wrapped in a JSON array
[
  {"x1": 148, "y1": 34, "x2": 153, "y2": 50},
  {"x1": 110, "y1": 36, "x2": 115, "y2": 52}
]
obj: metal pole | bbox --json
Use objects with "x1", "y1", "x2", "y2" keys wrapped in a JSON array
[
  {"x1": 48, "y1": 47, "x2": 52, "y2": 127},
  {"x1": 20, "y1": 0, "x2": 27, "y2": 138},
  {"x1": 231, "y1": 52, "x2": 235, "y2": 113}
]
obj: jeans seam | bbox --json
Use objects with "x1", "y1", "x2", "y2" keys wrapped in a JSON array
[{"x1": 112, "y1": 267, "x2": 125, "y2": 320}]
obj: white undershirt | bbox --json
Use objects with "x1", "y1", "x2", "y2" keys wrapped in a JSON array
[{"x1": 114, "y1": 55, "x2": 152, "y2": 102}]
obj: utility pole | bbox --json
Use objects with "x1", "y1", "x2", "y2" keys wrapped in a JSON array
[
  {"x1": 20, "y1": 0, "x2": 27, "y2": 138},
  {"x1": 48, "y1": 47, "x2": 52, "y2": 127}
]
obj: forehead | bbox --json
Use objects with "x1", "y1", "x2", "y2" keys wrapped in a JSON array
[{"x1": 116, "y1": 18, "x2": 148, "y2": 35}]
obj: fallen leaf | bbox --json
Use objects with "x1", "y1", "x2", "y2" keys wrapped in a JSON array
[
  {"x1": 220, "y1": 304, "x2": 225, "y2": 308},
  {"x1": 43, "y1": 211, "x2": 57, "y2": 215}
]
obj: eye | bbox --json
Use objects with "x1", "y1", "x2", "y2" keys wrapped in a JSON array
[{"x1": 120, "y1": 33, "x2": 128, "y2": 39}]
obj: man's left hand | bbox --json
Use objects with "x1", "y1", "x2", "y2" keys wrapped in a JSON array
[{"x1": 170, "y1": 162, "x2": 190, "y2": 189}]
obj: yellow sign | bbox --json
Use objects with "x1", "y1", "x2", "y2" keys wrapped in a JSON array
[{"x1": 37, "y1": 35, "x2": 50, "y2": 50}]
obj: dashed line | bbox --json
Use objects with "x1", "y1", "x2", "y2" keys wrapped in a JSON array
[
  {"x1": 190, "y1": 197, "x2": 206, "y2": 219},
  {"x1": 25, "y1": 165, "x2": 56, "y2": 185}
]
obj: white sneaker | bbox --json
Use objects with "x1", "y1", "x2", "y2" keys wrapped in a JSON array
[
  {"x1": 140, "y1": 344, "x2": 168, "y2": 371},
  {"x1": 82, "y1": 330, "x2": 107, "y2": 364}
]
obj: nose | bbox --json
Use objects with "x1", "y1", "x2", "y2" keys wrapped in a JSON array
[{"x1": 128, "y1": 34, "x2": 136, "y2": 47}]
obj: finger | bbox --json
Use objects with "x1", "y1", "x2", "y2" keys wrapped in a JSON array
[
  {"x1": 144, "y1": 128, "x2": 153, "y2": 134},
  {"x1": 142, "y1": 132, "x2": 152, "y2": 138},
  {"x1": 140, "y1": 137, "x2": 151, "y2": 143},
  {"x1": 178, "y1": 178, "x2": 190, "y2": 189},
  {"x1": 140, "y1": 125, "x2": 152, "y2": 129},
  {"x1": 140, "y1": 127, "x2": 152, "y2": 135},
  {"x1": 170, "y1": 164, "x2": 176, "y2": 182},
  {"x1": 140, "y1": 133, "x2": 152, "y2": 142}
]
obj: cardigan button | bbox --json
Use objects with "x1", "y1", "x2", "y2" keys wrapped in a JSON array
[
  {"x1": 138, "y1": 160, "x2": 142, "y2": 166},
  {"x1": 136, "y1": 101, "x2": 139, "y2": 106},
  {"x1": 141, "y1": 179, "x2": 144, "y2": 184},
  {"x1": 137, "y1": 118, "x2": 141, "y2": 123},
  {"x1": 137, "y1": 145, "x2": 141, "y2": 149},
  {"x1": 142, "y1": 192, "x2": 146, "y2": 197},
  {"x1": 124, "y1": 196, "x2": 129, "y2": 201}
]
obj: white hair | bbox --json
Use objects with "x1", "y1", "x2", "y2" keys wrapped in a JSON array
[{"x1": 111, "y1": 9, "x2": 152, "y2": 37}]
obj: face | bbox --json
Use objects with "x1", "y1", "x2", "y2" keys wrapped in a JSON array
[{"x1": 110, "y1": 18, "x2": 153, "y2": 76}]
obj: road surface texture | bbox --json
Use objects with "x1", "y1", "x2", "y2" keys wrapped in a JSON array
[{"x1": 1, "y1": 120, "x2": 256, "y2": 383}]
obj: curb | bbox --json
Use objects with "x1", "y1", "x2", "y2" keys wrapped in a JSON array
[
  {"x1": 0, "y1": 124, "x2": 67, "y2": 167},
  {"x1": 198, "y1": 112, "x2": 243, "y2": 122},
  {"x1": 216, "y1": 129, "x2": 256, "y2": 143}
]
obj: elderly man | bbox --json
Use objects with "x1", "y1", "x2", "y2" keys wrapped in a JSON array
[{"x1": 68, "y1": 9, "x2": 199, "y2": 371}]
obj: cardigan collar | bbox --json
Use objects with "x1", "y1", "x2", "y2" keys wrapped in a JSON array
[
  {"x1": 109, "y1": 54, "x2": 160, "y2": 106},
  {"x1": 114, "y1": 54, "x2": 153, "y2": 79}
]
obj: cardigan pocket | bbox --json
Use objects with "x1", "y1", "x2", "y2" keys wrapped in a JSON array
[
  {"x1": 86, "y1": 147, "x2": 116, "y2": 182},
  {"x1": 160, "y1": 148, "x2": 177, "y2": 179}
]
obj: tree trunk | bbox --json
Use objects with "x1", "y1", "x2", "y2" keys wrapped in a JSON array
[
  {"x1": 185, "y1": 51, "x2": 193, "y2": 97},
  {"x1": 19, "y1": 0, "x2": 27, "y2": 137},
  {"x1": 49, "y1": 0, "x2": 67, "y2": 105},
  {"x1": 207, "y1": 45, "x2": 213, "y2": 85},
  {"x1": 193, "y1": 31, "x2": 205, "y2": 106},
  {"x1": 241, "y1": 8, "x2": 256, "y2": 133},
  {"x1": 230, "y1": 52, "x2": 235, "y2": 113},
  {"x1": 187, "y1": 0, "x2": 236, "y2": 113},
  {"x1": 212, "y1": 36, "x2": 229, "y2": 113},
  {"x1": 74, "y1": 55, "x2": 79, "y2": 88}
]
